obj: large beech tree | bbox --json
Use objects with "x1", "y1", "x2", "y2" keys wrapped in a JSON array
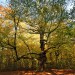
[{"x1": 24, "y1": 0, "x2": 68, "y2": 70}]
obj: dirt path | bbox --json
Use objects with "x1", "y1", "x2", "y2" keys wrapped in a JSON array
[{"x1": 0, "y1": 69, "x2": 75, "y2": 75}]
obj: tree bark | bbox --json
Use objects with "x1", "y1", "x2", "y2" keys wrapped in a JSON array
[
  {"x1": 40, "y1": 32, "x2": 45, "y2": 51},
  {"x1": 38, "y1": 32, "x2": 47, "y2": 71},
  {"x1": 14, "y1": 18, "x2": 18, "y2": 60}
]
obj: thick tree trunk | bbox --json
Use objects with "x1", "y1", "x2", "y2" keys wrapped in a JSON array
[
  {"x1": 38, "y1": 51, "x2": 47, "y2": 71},
  {"x1": 40, "y1": 33, "x2": 45, "y2": 51},
  {"x1": 38, "y1": 33, "x2": 47, "y2": 71}
]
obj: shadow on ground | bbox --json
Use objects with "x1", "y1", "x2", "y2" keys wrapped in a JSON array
[{"x1": 0, "y1": 69, "x2": 75, "y2": 75}]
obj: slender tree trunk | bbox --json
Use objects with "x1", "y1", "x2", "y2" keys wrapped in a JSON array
[{"x1": 14, "y1": 18, "x2": 18, "y2": 60}]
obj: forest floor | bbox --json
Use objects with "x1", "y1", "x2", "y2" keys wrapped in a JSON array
[{"x1": 0, "y1": 69, "x2": 75, "y2": 75}]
